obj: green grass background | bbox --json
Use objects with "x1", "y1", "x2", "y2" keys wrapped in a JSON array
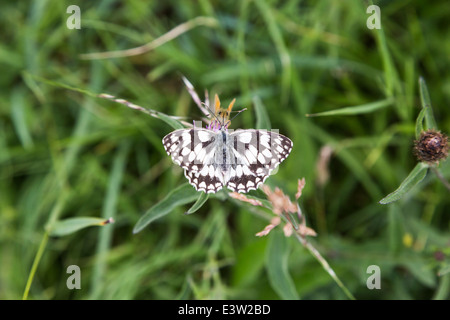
[{"x1": 1, "y1": 0, "x2": 449, "y2": 300}]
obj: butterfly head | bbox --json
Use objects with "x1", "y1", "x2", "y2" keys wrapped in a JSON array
[{"x1": 207, "y1": 94, "x2": 235, "y2": 131}]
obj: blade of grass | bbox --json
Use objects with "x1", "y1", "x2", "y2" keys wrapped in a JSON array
[
  {"x1": 22, "y1": 71, "x2": 100, "y2": 98},
  {"x1": 438, "y1": 266, "x2": 450, "y2": 277},
  {"x1": 433, "y1": 274, "x2": 450, "y2": 300},
  {"x1": 265, "y1": 231, "x2": 299, "y2": 300},
  {"x1": 98, "y1": 93, "x2": 186, "y2": 130},
  {"x1": 253, "y1": 95, "x2": 271, "y2": 130},
  {"x1": 11, "y1": 87, "x2": 34, "y2": 149},
  {"x1": 306, "y1": 98, "x2": 394, "y2": 117},
  {"x1": 23, "y1": 72, "x2": 187, "y2": 130},
  {"x1": 133, "y1": 183, "x2": 201, "y2": 233},
  {"x1": 419, "y1": 77, "x2": 437, "y2": 130},
  {"x1": 294, "y1": 233, "x2": 356, "y2": 300},
  {"x1": 22, "y1": 232, "x2": 49, "y2": 300},
  {"x1": 185, "y1": 192, "x2": 210, "y2": 215},
  {"x1": 47, "y1": 217, "x2": 114, "y2": 237},
  {"x1": 254, "y1": 0, "x2": 291, "y2": 106},
  {"x1": 90, "y1": 141, "x2": 130, "y2": 298},
  {"x1": 387, "y1": 204, "x2": 403, "y2": 254},
  {"x1": 23, "y1": 62, "x2": 106, "y2": 299},
  {"x1": 415, "y1": 107, "x2": 427, "y2": 139},
  {"x1": 379, "y1": 162, "x2": 429, "y2": 204},
  {"x1": 371, "y1": 1, "x2": 397, "y2": 99},
  {"x1": 79, "y1": 16, "x2": 218, "y2": 60},
  {"x1": 271, "y1": 208, "x2": 356, "y2": 300}
]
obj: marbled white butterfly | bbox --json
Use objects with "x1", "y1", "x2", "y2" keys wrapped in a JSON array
[{"x1": 163, "y1": 94, "x2": 293, "y2": 193}]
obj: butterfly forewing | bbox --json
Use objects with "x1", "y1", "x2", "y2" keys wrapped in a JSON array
[{"x1": 163, "y1": 127, "x2": 293, "y2": 194}]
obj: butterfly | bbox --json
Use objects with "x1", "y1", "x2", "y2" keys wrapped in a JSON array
[{"x1": 162, "y1": 93, "x2": 293, "y2": 194}]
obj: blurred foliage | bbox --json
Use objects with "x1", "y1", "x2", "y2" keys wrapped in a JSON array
[{"x1": 1, "y1": 0, "x2": 449, "y2": 300}]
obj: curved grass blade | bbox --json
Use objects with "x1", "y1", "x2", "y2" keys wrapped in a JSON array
[
  {"x1": 185, "y1": 192, "x2": 209, "y2": 215},
  {"x1": 98, "y1": 94, "x2": 185, "y2": 130},
  {"x1": 47, "y1": 217, "x2": 114, "y2": 237},
  {"x1": 23, "y1": 72, "x2": 186, "y2": 130},
  {"x1": 419, "y1": 77, "x2": 437, "y2": 130},
  {"x1": 79, "y1": 16, "x2": 218, "y2": 60},
  {"x1": 90, "y1": 141, "x2": 130, "y2": 298},
  {"x1": 133, "y1": 183, "x2": 200, "y2": 233},
  {"x1": 373, "y1": 14, "x2": 397, "y2": 98},
  {"x1": 306, "y1": 98, "x2": 394, "y2": 117},
  {"x1": 155, "y1": 111, "x2": 185, "y2": 130},
  {"x1": 415, "y1": 107, "x2": 427, "y2": 139},
  {"x1": 379, "y1": 162, "x2": 429, "y2": 204},
  {"x1": 181, "y1": 75, "x2": 210, "y2": 117},
  {"x1": 11, "y1": 87, "x2": 34, "y2": 149},
  {"x1": 254, "y1": 0, "x2": 291, "y2": 106},
  {"x1": 253, "y1": 96, "x2": 271, "y2": 130},
  {"x1": 22, "y1": 71, "x2": 99, "y2": 98},
  {"x1": 438, "y1": 266, "x2": 450, "y2": 277},
  {"x1": 265, "y1": 230, "x2": 300, "y2": 300}
]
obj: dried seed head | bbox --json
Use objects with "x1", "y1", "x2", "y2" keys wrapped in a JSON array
[
  {"x1": 414, "y1": 130, "x2": 449, "y2": 164},
  {"x1": 229, "y1": 192, "x2": 263, "y2": 206}
]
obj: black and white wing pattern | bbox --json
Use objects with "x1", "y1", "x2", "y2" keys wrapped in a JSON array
[
  {"x1": 226, "y1": 129, "x2": 292, "y2": 193},
  {"x1": 162, "y1": 128, "x2": 293, "y2": 194},
  {"x1": 162, "y1": 128, "x2": 225, "y2": 193}
]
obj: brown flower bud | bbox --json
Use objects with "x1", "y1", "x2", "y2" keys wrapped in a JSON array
[{"x1": 414, "y1": 130, "x2": 449, "y2": 164}]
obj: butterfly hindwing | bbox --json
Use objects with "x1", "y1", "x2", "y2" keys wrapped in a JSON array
[{"x1": 184, "y1": 167, "x2": 224, "y2": 193}]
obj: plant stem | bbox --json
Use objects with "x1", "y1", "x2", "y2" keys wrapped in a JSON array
[
  {"x1": 294, "y1": 234, "x2": 356, "y2": 300},
  {"x1": 431, "y1": 167, "x2": 450, "y2": 192},
  {"x1": 23, "y1": 232, "x2": 49, "y2": 300}
]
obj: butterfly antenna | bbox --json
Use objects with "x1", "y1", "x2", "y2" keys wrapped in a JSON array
[
  {"x1": 229, "y1": 108, "x2": 247, "y2": 122},
  {"x1": 201, "y1": 102, "x2": 221, "y2": 123}
]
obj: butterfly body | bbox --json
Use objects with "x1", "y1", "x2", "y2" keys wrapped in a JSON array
[
  {"x1": 163, "y1": 93, "x2": 292, "y2": 193},
  {"x1": 163, "y1": 126, "x2": 292, "y2": 193}
]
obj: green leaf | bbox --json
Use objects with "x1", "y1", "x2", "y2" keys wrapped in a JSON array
[
  {"x1": 265, "y1": 231, "x2": 300, "y2": 300},
  {"x1": 306, "y1": 98, "x2": 394, "y2": 117},
  {"x1": 90, "y1": 141, "x2": 130, "y2": 299},
  {"x1": 133, "y1": 183, "x2": 200, "y2": 233},
  {"x1": 419, "y1": 77, "x2": 437, "y2": 130},
  {"x1": 404, "y1": 260, "x2": 436, "y2": 288},
  {"x1": 25, "y1": 73, "x2": 186, "y2": 131},
  {"x1": 155, "y1": 111, "x2": 185, "y2": 130},
  {"x1": 379, "y1": 162, "x2": 429, "y2": 204},
  {"x1": 185, "y1": 192, "x2": 209, "y2": 215},
  {"x1": 47, "y1": 217, "x2": 114, "y2": 237},
  {"x1": 438, "y1": 266, "x2": 450, "y2": 277},
  {"x1": 22, "y1": 71, "x2": 99, "y2": 98},
  {"x1": 387, "y1": 204, "x2": 403, "y2": 254},
  {"x1": 433, "y1": 274, "x2": 450, "y2": 300},
  {"x1": 254, "y1": 0, "x2": 291, "y2": 106},
  {"x1": 232, "y1": 239, "x2": 268, "y2": 287},
  {"x1": 11, "y1": 87, "x2": 34, "y2": 149},
  {"x1": 415, "y1": 107, "x2": 427, "y2": 139},
  {"x1": 253, "y1": 96, "x2": 271, "y2": 130},
  {"x1": 373, "y1": 17, "x2": 397, "y2": 98}
]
